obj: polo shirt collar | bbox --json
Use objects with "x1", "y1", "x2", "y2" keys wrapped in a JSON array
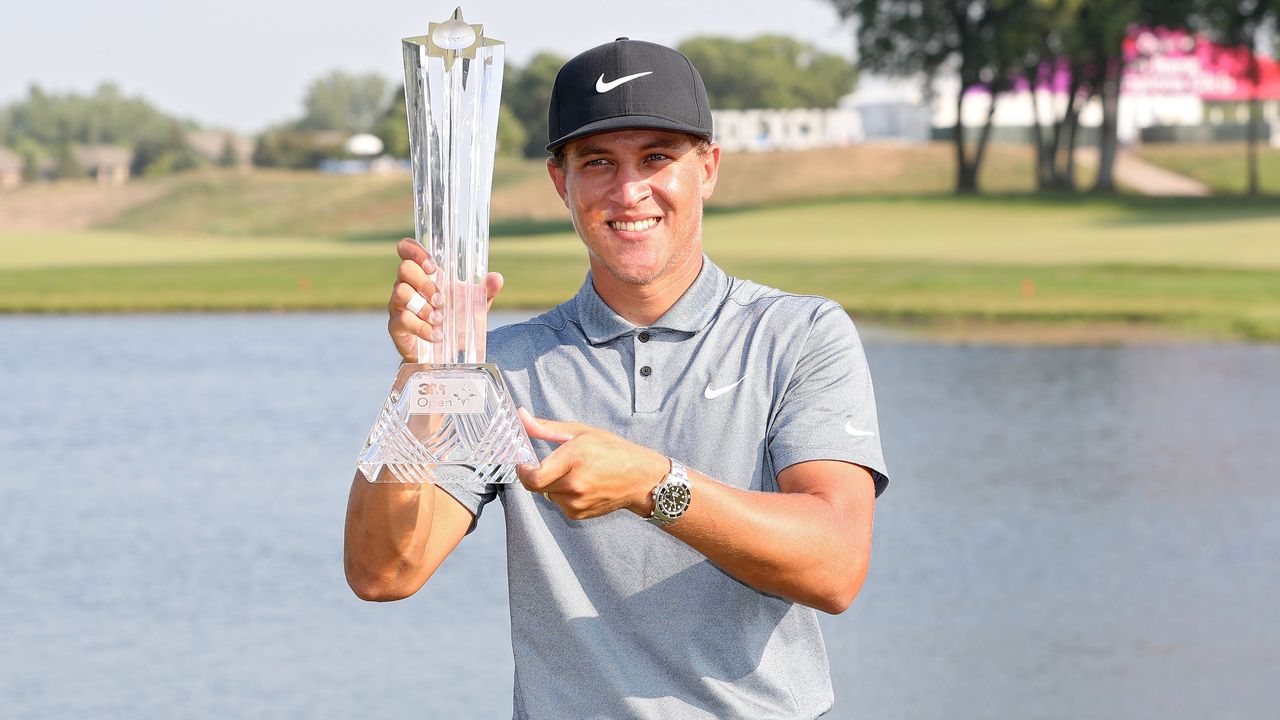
[{"x1": 575, "y1": 256, "x2": 729, "y2": 345}]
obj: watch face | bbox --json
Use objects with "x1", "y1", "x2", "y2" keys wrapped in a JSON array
[{"x1": 657, "y1": 482, "x2": 690, "y2": 518}]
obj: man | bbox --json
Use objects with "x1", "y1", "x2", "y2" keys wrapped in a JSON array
[{"x1": 345, "y1": 38, "x2": 888, "y2": 719}]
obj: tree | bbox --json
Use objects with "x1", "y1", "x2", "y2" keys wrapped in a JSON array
[
  {"x1": 497, "y1": 104, "x2": 528, "y2": 159},
  {"x1": 1195, "y1": 0, "x2": 1280, "y2": 195},
  {"x1": 1081, "y1": 0, "x2": 1195, "y2": 193},
  {"x1": 218, "y1": 133, "x2": 240, "y2": 167},
  {"x1": 131, "y1": 120, "x2": 201, "y2": 176},
  {"x1": 1, "y1": 82, "x2": 201, "y2": 178},
  {"x1": 4, "y1": 82, "x2": 179, "y2": 148},
  {"x1": 1018, "y1": 0, "x2": 1142, "y2": 193},
  {"x1": 677, "y1": 35, "x2": 857, "y2": 110},
  {"x1": 11, "y1": 137, "x2": 43, "y2": 181},
  {"x1": 505, "y1": 52, "x2": 565, "y2": 158},
  {"x1": 1002, "y1": 1, "x2": 1200, "y2": 194},
  {"x1": 1016, "y1": 2, "x2": 1080, "y2": 191},
  {"x1": 374, "y1": 85, "x2": 410, "y2": 158},
  {"x1": 296, "y1": 70, "x2": 391, "y2": 133},
  {"x1": 53, "y1": 143, "x2": 82, "y2": 180},
  {"x1": 252, "y1": 128, "x2": 343, "y2": 169},
  {"x1": 828, "y1": 0, "x2": 1034, "y2": 193}
]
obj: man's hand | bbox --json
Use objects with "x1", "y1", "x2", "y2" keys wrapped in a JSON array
[
  {"x1": 389, "y1": 238, "x2": 504, "y2": 363},
  {"x1": 516, "y1": 408, "x2": 670, "y2": 520}
]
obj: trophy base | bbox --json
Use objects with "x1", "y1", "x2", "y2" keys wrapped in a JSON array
[{"x1": 355, "y1": 363, "x2": 537, "y2": 485}]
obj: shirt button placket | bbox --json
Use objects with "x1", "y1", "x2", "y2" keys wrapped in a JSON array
[{"x1": 635, "y1": 329, "x2": 658, "y2": 413}]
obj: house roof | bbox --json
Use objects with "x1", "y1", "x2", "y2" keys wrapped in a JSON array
[
  {"x1": 73, "y1": 144, "x2": 133, "y2": 169},
  {"x1": 185, "y1": 130, "x2": 254, "y2": 162}
]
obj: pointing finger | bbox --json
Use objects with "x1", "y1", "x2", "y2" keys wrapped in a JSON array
[{"x1": 517, "y1": 408, "x2": 584, "y2": 444}]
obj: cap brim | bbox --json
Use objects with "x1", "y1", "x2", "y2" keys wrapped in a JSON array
[{"x1": 546, "y1": 115, "x2": 713, "y2": 152}]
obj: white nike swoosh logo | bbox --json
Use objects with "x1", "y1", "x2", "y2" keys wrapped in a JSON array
[
  {"x1": 596, "y1": 71, "x2": 653, "y2": 93},
  {"x1": 844, "y1": 420, "x2": 875, "y2": 438},
  {"x1": 704, "y1": 377, "x2": 746, "y2": 399}
]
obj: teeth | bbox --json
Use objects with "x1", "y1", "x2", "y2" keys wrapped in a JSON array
[{"x1": 610, "y1": 218, "x2": 659, "y2": 232}]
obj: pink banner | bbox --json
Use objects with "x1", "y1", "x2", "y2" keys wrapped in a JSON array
[{"x1": 1124, "y1": 27, "x2": 1280, "y2": 101}]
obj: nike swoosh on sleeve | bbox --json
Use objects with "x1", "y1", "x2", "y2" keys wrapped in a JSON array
[
  {"x1": 845, "y1": 421, "x2": 877, "y2": 438},
  {"x1": 596, "y1": 71, "x2": 653, "y2": 93}
]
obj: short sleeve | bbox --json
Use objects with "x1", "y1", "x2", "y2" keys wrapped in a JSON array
[
  {"x1": 434, "y1": 465, "x2": 500, "y2": 534},
  {"x1": 767, "y1": 303, "x2": 889, "y2": 496}
]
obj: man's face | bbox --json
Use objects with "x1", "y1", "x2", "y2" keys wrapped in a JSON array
[{"x1": 547, "y1": 129, "x2": 720, "y2": 286}]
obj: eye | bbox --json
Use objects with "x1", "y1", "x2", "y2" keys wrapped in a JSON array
[
  {"x1": 582, "y1": 158, "x2": 610, "y2": 168},
  {"x1": 646, "y1": 153, "x2": 671, "y2": 162}
]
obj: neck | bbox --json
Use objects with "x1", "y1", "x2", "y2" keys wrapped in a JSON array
[{"x1": 591, "y1": 253, "x2": 704, "y2": 327}]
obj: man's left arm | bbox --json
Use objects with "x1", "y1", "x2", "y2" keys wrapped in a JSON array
[
  {"x1": 660, "y1": 458, "x2": 876, "y2": 615},
  {"x1": 516, "y1": 412, "x2": 876, "y2": 615}
]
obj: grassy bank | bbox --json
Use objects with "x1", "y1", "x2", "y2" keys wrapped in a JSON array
[
  {"x1": 3, "y1": 253, "x2": 1274, "y2": 340},
  {"x1": 4, "y1": 194, "x2": 1279, "y2": 340},
  {"x1": 1135, "y1": 143, "x2": 1280, "y2": 195}
]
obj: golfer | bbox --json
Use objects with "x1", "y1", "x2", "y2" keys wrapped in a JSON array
[{"x1": 345, "y1": 38, "x2": 889, "y2": 719}]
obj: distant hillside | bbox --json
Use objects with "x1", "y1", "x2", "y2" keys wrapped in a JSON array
[
  {"x1": 2, "y1": 143, "x2": 1041, "y2": 237},
  {"x1": 0, "y1": 179, "x2": 174, "y2": 232}
]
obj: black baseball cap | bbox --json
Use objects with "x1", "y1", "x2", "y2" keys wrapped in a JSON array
[{"x1": 546, "y1": 38, "x2": 713, "y2": 152}]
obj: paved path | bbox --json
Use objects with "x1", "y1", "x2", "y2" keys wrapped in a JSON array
[{"x1": 1075, "y1": 148, "x2": 1212, "y2": 196}]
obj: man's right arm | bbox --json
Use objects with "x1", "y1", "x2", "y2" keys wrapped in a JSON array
[
  {"x1": 343, "y1": 476, "x2": 475, "y2": 601},
  {"x1": 343, "y1": 239, "x2": 503, "y2": 601}
]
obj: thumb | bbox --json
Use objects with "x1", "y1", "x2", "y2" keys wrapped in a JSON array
[
  {"x1": 518, "y1": 407, "x2": 582, "y2": 444},
  {"x1": 485, "y1": 272, "x2": 504, "y2": 310}
]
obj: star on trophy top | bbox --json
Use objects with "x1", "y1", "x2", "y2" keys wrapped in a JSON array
[{"x1": 419, "y1": 7, "x2": 501, "y2": 70}]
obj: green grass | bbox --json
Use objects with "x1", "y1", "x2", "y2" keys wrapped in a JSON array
[
  {"x1": 4, "y1": 195, "x2": 1280, "y2": 340},
  {"x1": 2, "y1": 253, "x2": 1274, "y2": 339},
  {"x1": 1134, "y1": 144, "x2": 1280, "y2": 195}
]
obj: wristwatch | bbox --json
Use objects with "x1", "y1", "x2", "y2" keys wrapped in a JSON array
[{"x1": 646, "y1": 458, "x2": 691, "y2": 526}]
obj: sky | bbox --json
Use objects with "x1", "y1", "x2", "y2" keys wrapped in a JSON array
[{"x1": 1, "y1": 0, "x2": 856, "y2": 134}]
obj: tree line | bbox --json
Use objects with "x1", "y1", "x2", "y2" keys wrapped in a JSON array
[
  {"x1": 827, "y1": 0, "x2": 1280, "y2": 195},
  {"x1": 0, "y1": 82, "x2": 227, "y2": 179},
  {"x1": 253, "y1": 35, "x2": 857, "y2": 166}
]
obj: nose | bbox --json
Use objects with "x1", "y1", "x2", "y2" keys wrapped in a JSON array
[{"x1": 611, "y1": 168, "x2": 651, "y2": 207}]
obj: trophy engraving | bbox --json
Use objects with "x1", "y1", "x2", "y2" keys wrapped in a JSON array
[{"x1": 355, "y1": 8, "x2": 537, "y2": 485}]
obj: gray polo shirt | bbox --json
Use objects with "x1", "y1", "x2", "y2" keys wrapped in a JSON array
[{"x1": 441, "y1": 257, "x2": 888, "y2": 719}]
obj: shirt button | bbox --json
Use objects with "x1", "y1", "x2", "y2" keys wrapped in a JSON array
[
  {"x1": 639, "y1": 365, "x2": 653, "y2": 377},
  {"x1": 638, "y1": 331, "x2": 650, "y2": 343}
]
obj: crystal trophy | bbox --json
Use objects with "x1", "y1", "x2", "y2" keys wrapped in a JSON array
[{"x1": 355, "y1": 8, "x2": 537, "y2": 485}]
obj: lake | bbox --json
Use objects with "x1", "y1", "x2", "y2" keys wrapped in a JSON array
[{"x1": 1, "y1": 313, "x2": 1277, "y2": 718}]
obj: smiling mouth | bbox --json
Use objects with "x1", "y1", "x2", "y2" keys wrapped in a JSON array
[{"x1": 608, "y1": 218, "x2": 660, "y2": 232}]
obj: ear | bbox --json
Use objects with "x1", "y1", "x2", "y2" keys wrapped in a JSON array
[
  {"x1": 546, "y1": 158, "x2": 570, "y2": 208},
  {"x1": 700, "y1": 142, "x2": 721, "y2": 201}
]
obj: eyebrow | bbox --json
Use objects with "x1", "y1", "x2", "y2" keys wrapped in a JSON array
[
  {"x1": 570, "y1": 138, "x2": 689, "y2": 160},
  {"x1": 573, "y1": 144, "x2": 610, "y2": 157},
  {"x1": 641, "y1": 138, "x2": 686, "y2": 152}
]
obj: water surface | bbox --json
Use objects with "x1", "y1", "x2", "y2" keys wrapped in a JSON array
[{"x1": 1, "y1": 314, "x2": 1276, "y2": 718}]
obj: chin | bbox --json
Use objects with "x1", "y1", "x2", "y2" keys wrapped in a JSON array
[
  {"x1": 592, "y1": 246, "x2": 666, "y2": 285},
  {"x1": 603, "y1": 261, "x2": 665, "y2": 286}
]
